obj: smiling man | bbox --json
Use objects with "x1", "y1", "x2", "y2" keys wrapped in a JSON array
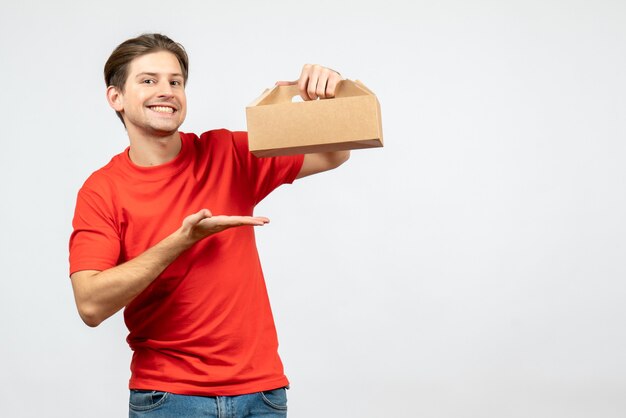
[{"x1": 68, "y1": 33, "x2": 349, "y2": 417}]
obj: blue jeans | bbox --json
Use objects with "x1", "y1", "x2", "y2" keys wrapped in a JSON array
[{"x1": 129, "y1": 387, "x2": 288, "y2": 418}]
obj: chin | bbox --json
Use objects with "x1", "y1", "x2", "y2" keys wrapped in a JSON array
[{"x1": 150, "y1": 121, "x2": 183, "y2": 135}]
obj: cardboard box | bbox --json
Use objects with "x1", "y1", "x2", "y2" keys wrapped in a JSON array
[{"x1": 246, "y1": 80, "x2": 383, "y2": 157}]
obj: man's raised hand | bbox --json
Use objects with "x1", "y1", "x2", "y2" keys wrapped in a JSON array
[{"x1": 275, "y1": 64, "x2": 343, "y2": 101}]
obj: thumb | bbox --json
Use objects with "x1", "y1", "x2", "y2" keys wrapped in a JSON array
[
  {"x1": 198, "y1": 208, "x2": 213, "y2": 219},
  {"x1": 184, "y1": 208, "x2": 212, "y2": 226}
]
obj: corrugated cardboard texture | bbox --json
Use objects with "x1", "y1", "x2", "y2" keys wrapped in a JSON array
[{"x1": 246, "y1": 80, "x2": 383, "y2": 157}]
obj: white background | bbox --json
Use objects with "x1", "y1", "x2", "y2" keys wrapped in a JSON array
[{"x1": 1, "y1": 0, "x2": 625, "y2": 417}]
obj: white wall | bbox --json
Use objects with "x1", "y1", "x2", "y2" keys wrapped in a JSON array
[{"x1": 1, "y1": 0, "x2": 625, "y2": 417}]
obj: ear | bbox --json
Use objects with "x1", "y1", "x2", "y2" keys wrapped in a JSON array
[{"x1": 106, "y1": 85, "x2": 124, "y2": 112}]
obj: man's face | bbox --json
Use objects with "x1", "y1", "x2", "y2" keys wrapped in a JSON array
[{"x1": 111, "y1": 51, "x2": 187, "y2": 137}]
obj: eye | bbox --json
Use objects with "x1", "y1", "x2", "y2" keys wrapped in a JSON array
[
  {"x1": 171, "y1": 80, "x2": 182, "y2": 86},
  {"x1": 142, "y1": 79, "x2": 155, "y2": 84}
]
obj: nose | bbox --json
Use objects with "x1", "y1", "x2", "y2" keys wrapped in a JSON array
[{"x1": 157, "y1": 80, "x2": 174, "y2": 97}]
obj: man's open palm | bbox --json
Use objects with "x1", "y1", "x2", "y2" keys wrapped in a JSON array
[{"x1": 181, "y1": 209, "x2": 269, "y2": 243}]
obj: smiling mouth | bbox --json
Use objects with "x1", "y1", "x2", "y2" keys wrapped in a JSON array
[{"x1": 149, "y1": 106, "x2": 176, "y2": 114}]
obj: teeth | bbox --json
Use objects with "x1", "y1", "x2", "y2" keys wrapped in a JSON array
[{"x1": 150, "y1": 106, "x2": 174, "y2": 114}]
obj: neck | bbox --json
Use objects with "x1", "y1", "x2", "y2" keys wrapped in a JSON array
[{"x1": 127, "y1": 129, "x2": 182, "y2": 167}]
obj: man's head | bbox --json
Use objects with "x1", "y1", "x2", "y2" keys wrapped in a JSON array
[{"x1": 104, "y1": 33, "x2": 189, "y2": 127}]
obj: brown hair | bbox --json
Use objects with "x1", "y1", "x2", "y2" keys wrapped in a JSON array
[{"x1": 104, "y1": 33, "x2": 189, "y2": 124}]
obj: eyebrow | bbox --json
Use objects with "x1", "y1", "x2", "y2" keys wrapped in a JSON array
[{"x1": 135, "y1": 72, "x2": 184, "y2": 78}]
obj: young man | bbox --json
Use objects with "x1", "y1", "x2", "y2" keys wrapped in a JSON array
[{"x1": 69, "y1": 33, "x2": 349, "y2": 417}]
